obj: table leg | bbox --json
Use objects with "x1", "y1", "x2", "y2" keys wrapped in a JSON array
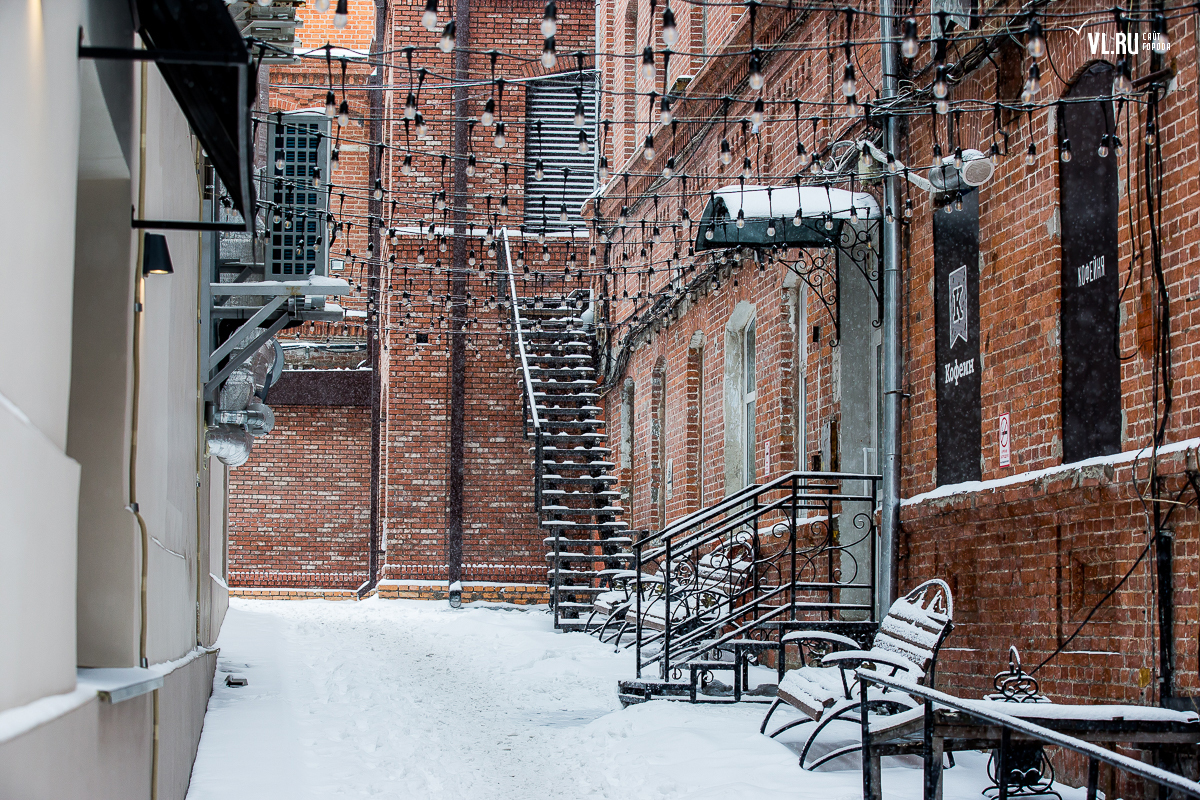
[
  {"x1": 1086, "y1": 757, "x2": 1099, "y2": 800},
  {"x1": 998, "y1": 728, "x2": 1010, "y2": 800}
]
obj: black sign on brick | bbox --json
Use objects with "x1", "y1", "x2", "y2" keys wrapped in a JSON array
[
  {"x1": 934, "y1": 188, "x2": 982, "y2": 485},
  {"x1": 1059, "y1": 62, "x2": 1121, "y2": 462}
]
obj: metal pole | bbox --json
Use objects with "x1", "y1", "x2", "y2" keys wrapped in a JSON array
[
  {"x1": 447, "y1": 0, "x2": 471, "y2": 589},
  {"x1": 877, "y1": 0, "x2": 902, "y2": 618},
  {"x1": 360, "y1": 0, "x2": 389, "y2": 597}
]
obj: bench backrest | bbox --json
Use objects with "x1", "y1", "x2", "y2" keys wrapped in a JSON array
[{"x1": 870, "y1": 579, "x2": 954, "y2": 683}]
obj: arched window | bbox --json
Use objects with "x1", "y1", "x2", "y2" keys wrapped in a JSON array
[
  {"x1": 686, "y1": 332, "x2": 705, "y2": 509},
  {"x1": 724, "y1": 302, "x2": 757, "y2": 492}
]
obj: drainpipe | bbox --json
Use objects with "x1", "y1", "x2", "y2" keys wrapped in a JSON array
[
  {"x1": 359, "y1": 0, "x2": 389, "y2": 598},
  {"x1": 877, "y1": 0, "x2": 902, "y2": 617},
  {"x1": 446, "y1": 0, "x2": 471, "y2": 602}
]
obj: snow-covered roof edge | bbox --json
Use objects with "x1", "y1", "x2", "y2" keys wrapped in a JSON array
[{"x1": 903, "y1": 436, "x2": 1200, "y2": 507}]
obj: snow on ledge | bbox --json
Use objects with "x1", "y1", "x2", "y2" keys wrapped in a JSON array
[
  {"x1": 0, "y1": 686, "x2": 95, "y2": 745},
  {"x1": 903, "y1": 436, "x2": 1200, "y2": 507}
]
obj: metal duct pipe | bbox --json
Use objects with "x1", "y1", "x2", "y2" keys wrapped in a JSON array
[{"x1": 208, "y1": 336, "x2": 279, "y2": 466}]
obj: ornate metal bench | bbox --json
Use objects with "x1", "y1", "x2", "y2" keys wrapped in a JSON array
[{"x1": 760, "y1": 578, "x2": 955, "y2": 770}]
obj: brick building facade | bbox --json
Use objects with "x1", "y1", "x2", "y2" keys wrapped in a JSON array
[
  {"x1": 228, "y1": 0, "x2": 596, "y2": 598},
  {"x1": 226, "y1": 0, "x2": 1200, "y2": 742}
]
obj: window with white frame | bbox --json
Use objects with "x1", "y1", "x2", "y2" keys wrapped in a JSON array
[{"x1": 743, "y1": 318, "x2": 757, "y2": 484}]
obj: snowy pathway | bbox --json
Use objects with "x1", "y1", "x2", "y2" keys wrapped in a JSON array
[{"x1": 186, "y1": 599, "x2": 1082, "y2": 800}]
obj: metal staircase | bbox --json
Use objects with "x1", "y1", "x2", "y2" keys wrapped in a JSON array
[
  {"x1": 618, "y1": 471, "x2": 883, "y2": 705},
  {"x1": 498, "y1": 229, "x2": 631, "y2": 630}
]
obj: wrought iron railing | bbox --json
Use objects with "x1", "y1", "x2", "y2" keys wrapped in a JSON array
[{"x1": 631, "y1": 471, "x2": 881, "y2": 680}]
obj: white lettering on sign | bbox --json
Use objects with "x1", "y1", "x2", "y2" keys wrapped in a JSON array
[
  {"x1": 999, "y1": 412, "x2": 1011, "y2": 467},
  {"x1": 943, "y1": 357, "x2": 975, "y2": 386},
  {"x1": 949, "y1": 265, "x2": 968, "y2": 348},
  {"x1": 1077, "y1": 255, "x2": 1105, "y2": 287}
]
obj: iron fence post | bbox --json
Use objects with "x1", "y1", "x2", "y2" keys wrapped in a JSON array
[
  {"x1": 663, "y1": 538, "x2": 672, "y2": 681},
  {"x1": 635, "y1": 537, "x2": 643, "y2": 678}
]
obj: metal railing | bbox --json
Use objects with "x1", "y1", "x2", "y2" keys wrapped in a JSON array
[
  {"x1": 632, "y1": 471, "x2": 881, "y2": 680},
  {"x1": 858, "y1": 670, "x2": 1200, "y2": 800}
]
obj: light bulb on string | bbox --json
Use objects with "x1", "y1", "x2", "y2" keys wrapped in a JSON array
[
  {"x1": 316, "y1": 0, "x2": 330, "y2": 10},
  {"x1": 663, "y1": 157, "x2": 674, "y2": 179},
  {"x1": 421, "y1": 0, "x2": 438, "y2": 31},
  {"x1": 275, "y1": 154, "x2": 284, "y2": 170},
  {"x1": 885, "y1": 206, "x2": 894, "y2": 223},
  {"x1": 618, "y1": 206, "x2": 628, "y2": 227},
  {"x1": 904, "y1": 198, "x2": 913, "y2": 218},
  {"x1": 792, "y1": 209, "x2": 802, "y2": 227},
  {"x1": 598, "y1": 156, "x2": 609, "y2": 183},
  {"x1": 404, "y1": 93, "x2": 417, "y2": 120},
  {"x1": 415, "y1": 113, "x2": 427, "y2": 137},
  {"x1": 936, "y1": 99, "x2": 949, "y2": 116},
  {"x1": 1097, "y1": 134, "x2": 1110, "y2": 158},
  {"x1": 331, "y1": 148, "x2": 340, "y2": 167},
  {"x1": 1059, "y1": 138, "x2": 1072, "y2": 162},
  {"x1": 481, "y1": 98, "x2": 495, "y2": 127},
  {"x1": 643, "y1": 135, "x2": 656, "y2": 161},
  {"x1": 373, "y1": 180, "x2": 384, "y2": 200},
  {"x1": 751, "y1": 98, "x2": 765, "y2": 128},
  {"x1": 312, "y1": 168, "x2": 321, "y2": 188},
  {"x1": 1021, "y1": 63, "x2": 1040, "y2": 104},
  {"x1": 337, "y1": 100, "x2": 350, "y2": 127},
  {"x1": 439, "y1": 21, "x2": 456, "y2": 53},
  {"x1": 742, "y1": 156, "x2": 752, "y2": 180},
  {"x1": 842, "y1": 64, "x2": 857, "y2": 99},
  {"x1": 334, "y1": 0, "x2": 348, "y2": 29},
  {"x1": 1025, "y1": 143, "x2": 1037, "y2": 165},
  {"x1": 1026, "y1": 17, "x2": 1046, "y2": 59},
  {"x1": 1113, "y1": 59, "x2": 1133, "y2": 95},
  {"x1": 933, "y1": 66, "x2": 949, "y2": 99},
  {"x1": 560, "y1": 204, "x2": 569, "y2": 223},
  {"x1": 748, "y1": 49, "x2": 764, "y2": 90},
  {"x1": 1112, "y1": 135, "x2": 1123, "y2": 157},
  {"x1": 641, "y1": 47, "x2": 656, "y2": 82},
  {"x1": 535, "y1": 160, "x2": 545, "y2": 181},
  {"x1": 541, "y1": 1, "x2": 557, "y2": 38},
  {"x1": 325, "y1": 90, "x2": 338, "y2": 117},
  {"x1": 705, "y1": 226, "x2": 714, "y2": 240},
  {"x1": 541, "y1": 37, "x2": 557, "y2": 68},
  {"x1": 824, "y1": 214, "x2": 834, "y2": 230},
  {"x1": 660, "y1": 96, "x2": 672, "y2": 125},
  {"x1": 402, "y1": 154, "x2": 413, "y2": 175},
  {"x1": 574, "y1": 102, "x2": 586, "y2": 128},
  {"x1": 901, "y1": 17, "x2": 920, "y2": 59},
  {"x1": 954, "y1": 195, "x2": 964, "y2": 211},
  {"x1": 766, "y1": 219, "x2": 776, "y2": 237},
  {"x1": 493, "y1": 123, "x2": 506, "y2": 148},
  {"x1": 662, "y1": 6, "x2": 678, "y2": 46},
  {"x1": 953, "y1": 147, "x2": 964, "y2": 170},
  {"x1": 578, "y1": 130, "x2": 589, "y2": 154},
  {"x1": 1146, "y1": 121, "x2": 1156, "y2": 145},
  {"x1": 719, "y1": 139, "x2": 732, "y2": 166},
  {"x1": 500, "y1": 195, "x2": 509, "y2": 214},
  {"x1": 989, "y1": 142, "x2": 1001, "y2": 164}
]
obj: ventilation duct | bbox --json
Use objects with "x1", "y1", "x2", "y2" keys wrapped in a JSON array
[{"x1": 207, "y1": 336, "x2": 282, "y2": 467}]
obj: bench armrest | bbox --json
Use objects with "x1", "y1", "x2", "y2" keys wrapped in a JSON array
[
  {"x1": 823, "y1": 649, "x2": 923, "y2": 678},
  {"x1": 781, "y1": 630, "x2": 860, "y2": 649}
]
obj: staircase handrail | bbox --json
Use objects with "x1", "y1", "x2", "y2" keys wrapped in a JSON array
[
  {"x1": 500, "y1": 227, "x2": 541, "y2": 433},
  {"x1": 639, "y1": 470, "x2": 879, "y2": 548}
]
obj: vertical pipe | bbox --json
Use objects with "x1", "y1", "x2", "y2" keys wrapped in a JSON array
[
  {"x1": 877, "y1": 0, "x2": 902, "y2": 619},
  {"x1": 361, "y1": 0, "x2": 389, "y2": 597},
  {"x1": 1155, "y1": 475, "x2": 1176, "y2": 701},
  {"x1": 447, "y1": 0, "x2": 471, "y2": 588}
]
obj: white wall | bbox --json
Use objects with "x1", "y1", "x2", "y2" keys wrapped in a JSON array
[{"x1": 0, "y1": 0, "x2": 84, "y2": 714}]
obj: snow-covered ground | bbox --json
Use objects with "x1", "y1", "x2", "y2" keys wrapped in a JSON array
[{"x1": 186, "y1": 599, "x2": 1085, "y2": 800}]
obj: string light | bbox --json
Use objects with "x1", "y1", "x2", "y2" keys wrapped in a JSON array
[
  {"x1": 542, "y1": 37, "x2": 557, "y2": 68},
  {"x1": 421, "y1": 0, "x2": 439, "y2": 32},
  {"x1": 333, "y1": 0, "x2": 348, "y2": 29},
  {"x1": 661, "y1": 6, "x2": 678, "y2": 47},
  {"x1": 1025, "y1": 16, "x2": 1046, "y2": 59},
  {"x1": 439, "y1": 21, "x2": 456, "y2": 53},
  {"x1": 541, "y1": 1, "x2": 557, "y2": 38},
  {"x1": 641, "y1": 47, "x2": 656, "y2": 82},
  {"x1": 901, "y1": 17, "x2": 919, "y2": 59}
]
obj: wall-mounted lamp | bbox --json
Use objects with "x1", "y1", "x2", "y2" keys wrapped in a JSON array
[{"x1": 143, "y1": 233, "x2": 174, "y2": 276}]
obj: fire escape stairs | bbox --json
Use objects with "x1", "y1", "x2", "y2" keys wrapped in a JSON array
[{"x1": 516, "y1": 295, "x2": 632, "y2": 631}]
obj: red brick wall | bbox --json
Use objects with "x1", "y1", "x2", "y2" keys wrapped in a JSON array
[{"x1": 228, "y1": 405, "x2": 371, "y2": 589}]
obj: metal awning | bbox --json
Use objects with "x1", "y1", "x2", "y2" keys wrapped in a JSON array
[
  {"x1": 133, "y1": 0, "x2": 256, "y2": 223},
  {"x1": 695, "y1": 184, "x2": 881, "y2": 251}
]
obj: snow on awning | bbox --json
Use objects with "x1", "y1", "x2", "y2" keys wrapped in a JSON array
[{"x1": 695, "y1": 184, "x2": 880, "y2": 251}]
